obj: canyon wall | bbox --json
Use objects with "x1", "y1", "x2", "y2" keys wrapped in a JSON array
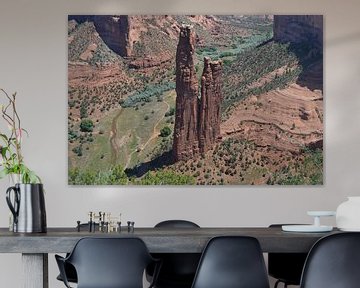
[
  {"x1": 69, "y1": 15, "x2": 131, "y2": 57},
  {"x1": 93, "y1": 15, "x2": 132, "y2": 57},
  {"x1": 273, "y1": 15, "x2": 323, "y2": 50},
  {"x1": 173, "y1": 26, "x2": 223, "y2": 162}
]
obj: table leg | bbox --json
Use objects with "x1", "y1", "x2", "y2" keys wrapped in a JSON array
[{"x1": 22, "y1": 253, "x2": 48, "y2": 288}]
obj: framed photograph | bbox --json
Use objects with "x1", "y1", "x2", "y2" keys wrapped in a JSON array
[{"x1": 68, "y1": 15, "x2": 323, "y2": 185}]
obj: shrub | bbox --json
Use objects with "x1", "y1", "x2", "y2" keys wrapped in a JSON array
[
  {"x1": 165, "y1": 107, "x2": 175, "y2": 117},
  {"x1": 72, "y1": 146, "x2": 83, "y2": 157},
  {"x1": 160, "y1": 126, "x2": 172, "y2": 137},
  {"x1": 121, "y1": 83, "x2": 175, "y2": 108},
  {"x1": 80, "y1": 105, "x2": 88, "y2": 119},
  {"x1": 80, "y1": 119, "x2": 94, "y2": 132},
  {"x1": 68, "y1": 130, "x2": 78, "y2": 141}
]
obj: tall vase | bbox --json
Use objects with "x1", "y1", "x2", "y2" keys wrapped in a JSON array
[
  {"x1": 7, "y1": 174, "x2": 22, "y2": 231},
  {"x1": 336, "y1": 197, "x2": 360, "y2": 231},
  {"x1": 6, "y1": 183, "x2": 47, "y2": 233}
]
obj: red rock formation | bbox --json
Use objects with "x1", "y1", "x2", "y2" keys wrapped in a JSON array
[
  {"x1": 173, "y1": 27, "x2": 223, "y2": 161},
  {"x1": 173, "y1": 25, "x2": 199, "y2": 162},
  {"x1": 93, "y1": 15, "x2": 132, "y2": 57},
  {"x1": 273, "y1": 15, "x2": 323, "y2": 50},
  {"x1": 199, "y1": 57, "x2": 223, "y2": 154}
]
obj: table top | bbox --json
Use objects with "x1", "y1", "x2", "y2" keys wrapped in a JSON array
[{"x1": 0, "y1": 227, "x2": 340, "y2": 254}]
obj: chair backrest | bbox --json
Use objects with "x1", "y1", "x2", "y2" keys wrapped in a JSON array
[
  {"x1": 191, "y1": 236, "x2": 270, "y2": 288},
  {"x1": 152, "y1": 220, "x2": 201, "y2": 284},
  {"x1": 300, "y1": 232, "x2": 360, "y2": 288},
  {"x1": 155, "y1": 219, "x2": 200, "y2": 228},
  {"x1": 67, "y1": 237, "x2": 154, "y2": 288},
  {"x1": 268, "y1": 224, "x2": 308, "y2": 285}
]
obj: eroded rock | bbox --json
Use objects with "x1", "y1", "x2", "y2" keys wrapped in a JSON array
[
  {"x1": 199, "y1": 57, "x2": 223, "y2": 154},
  {"x1": 173, "y1": 25, "x2": 200, "y2": 161}
]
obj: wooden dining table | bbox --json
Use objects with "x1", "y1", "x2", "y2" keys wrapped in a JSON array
[{"x1": 0, "y1": 226, "x2": 339, "y2": 288}]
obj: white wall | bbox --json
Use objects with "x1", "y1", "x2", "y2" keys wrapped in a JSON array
[{"x1": 0, "y1": 0, "x2": 360, "y2": 287}]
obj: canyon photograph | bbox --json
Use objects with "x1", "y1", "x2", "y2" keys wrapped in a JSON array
[{"x1": 68, "y1": 15, "x2": 323, "y2": 185}]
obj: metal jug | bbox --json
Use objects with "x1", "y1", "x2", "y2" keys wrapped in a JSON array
[{"x1": 6, "y1": 183, "x2": 47, "y2": 233}]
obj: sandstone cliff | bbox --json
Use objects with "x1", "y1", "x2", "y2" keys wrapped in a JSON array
[
  {"x1": 93, "y1": 15, "x2": 132, "y2": 57},
  {"x1": 173, "y1": 27, "x2": 223, "y2": 162},
  {"x1": 199, "y1": 57, "x2": 223, "y2": 154},
  {"x1": 273, "y1": 15, "x2": 323, "y2": 50},
  {"x1": 69, "y1": 15, "x2": 226, "y2": 70}
]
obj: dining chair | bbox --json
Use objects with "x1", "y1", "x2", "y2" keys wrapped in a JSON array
[
  {"x1": 56, "y1": 223, "x2": 99, "y2": 284},
  {"x1": 191, "y1": 236, "x2": 270, "y2": 288},
  {"x1": 55, "y1": 237, "x2": 160, "y2": 288},
  {"x1": 300, "y1": 232, "x2": 360, "y2": 288},
  {"x1": 147, "y1": 220, "x2": 201, "y2": 288},
  {"x1": 268, "y1": 224, "x2": 308, "y2": 288}
]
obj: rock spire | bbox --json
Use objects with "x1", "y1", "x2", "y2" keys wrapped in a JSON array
[
  {"x1": 173, "y1": 26, "x2": 223, "y2": 162},
  {"x1": 198, "y1": 57, "x2": 223, "y2": 154},
  {"x1": 173, "y1": 25, "x2": 200, "y2": 162}
]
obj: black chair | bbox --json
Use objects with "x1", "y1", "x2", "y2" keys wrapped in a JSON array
[
  {"x1": 147, "y1": 220, "x2": 201, "y2": 288},
  {"x1": 300, "y1": 232, "x2": 360, "y2": 288},
  {"x1": 268, "y1": 224, "x2": 308, "y2": 288},
  {"x1": 191, "y1": 236, "x2": 270, "y2": 288},
  {"x1": 55, "y1": 237, "x2": 160, "y2": 288},
  {"x1": 56, "y1": 223, "x2": 99, "y2": 284},
  {"x1": 56, "y1": 262, "x2": 77, "y2": 284}
]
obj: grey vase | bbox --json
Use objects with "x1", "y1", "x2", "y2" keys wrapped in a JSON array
[{"x1": 6, "y1": 183, "x2": 47, "y2": 233}]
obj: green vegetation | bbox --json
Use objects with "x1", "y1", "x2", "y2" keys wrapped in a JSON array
[
  {"x1": 69, "y1": 165, "x2": 195, "y2": 185},
  {"x1": 69, "y1": 165, "x2": 129, "y2": 185},
  {"x1": 68, "y1": 130, "x2": 78, "y2": 141},
  {"x1": 133, "y1": 26, "x2": 176, "y2": 58},
  {"x1": 80, "y1": 101, "x2": 88, "y2": 118},
  {"x1": 246, "y1": 67, "x2": 302, "y2": 97},
  {"x1": 68, "y1": 109, "x2": 117, "y2": 172},
  {"x1": 69, "y1": 89, "x2": 175, "y2": 173},
  {"x1": 133, "y1": 41, "x2": 146, "y2": 55},
  {"x1": 166, "y1": 136, "x2": 322, "y2": 185},
  {"x1": 197, "y1": 46, "x2": 218, "y2": 55},
  {"x1": 80, "y1": 119, "x2": 94, "y2": 132},
  {"x1": 68, "y1": 21, "x2": 123, "y2": 65},
  {"x1": 89, "y1": 40, "x2": 123, "y2": 65},
  {"x1": 165, "y1": 107, "x2": 175, "y2": 117},
  {"x1": 219, "y1": 51, "x2": 235, "y2": 58},
  {"x1": 267, "y1": 148, "x2": 323, "y2": 185},
  {"x1": 218, "y1": 15, "x2": 273, "y2": 30},
  {"x1": 196, "y1": 31, "x2": 271, "y2": 63},
  {"x1": 68, "y1": 100, "x2": 75, "y2": 108},
  {"x1": 121, "y1": 83, "x2": 175, "y2": 108},
  {"x1": 72, "y1": 146, "x2": 83, "y2": 157},
  {"x1": 134, "y1": 170, "x2": 195, "y2": 185},
  {"x1": 68, "y1": 22, "x2": 94, "y2": 62},
  {"x1": 222, "y1": 42, "x2": 301, "y2": 114},
  {"x1": 160, "y1": 126, "x2": 172, "y2": 137}
]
